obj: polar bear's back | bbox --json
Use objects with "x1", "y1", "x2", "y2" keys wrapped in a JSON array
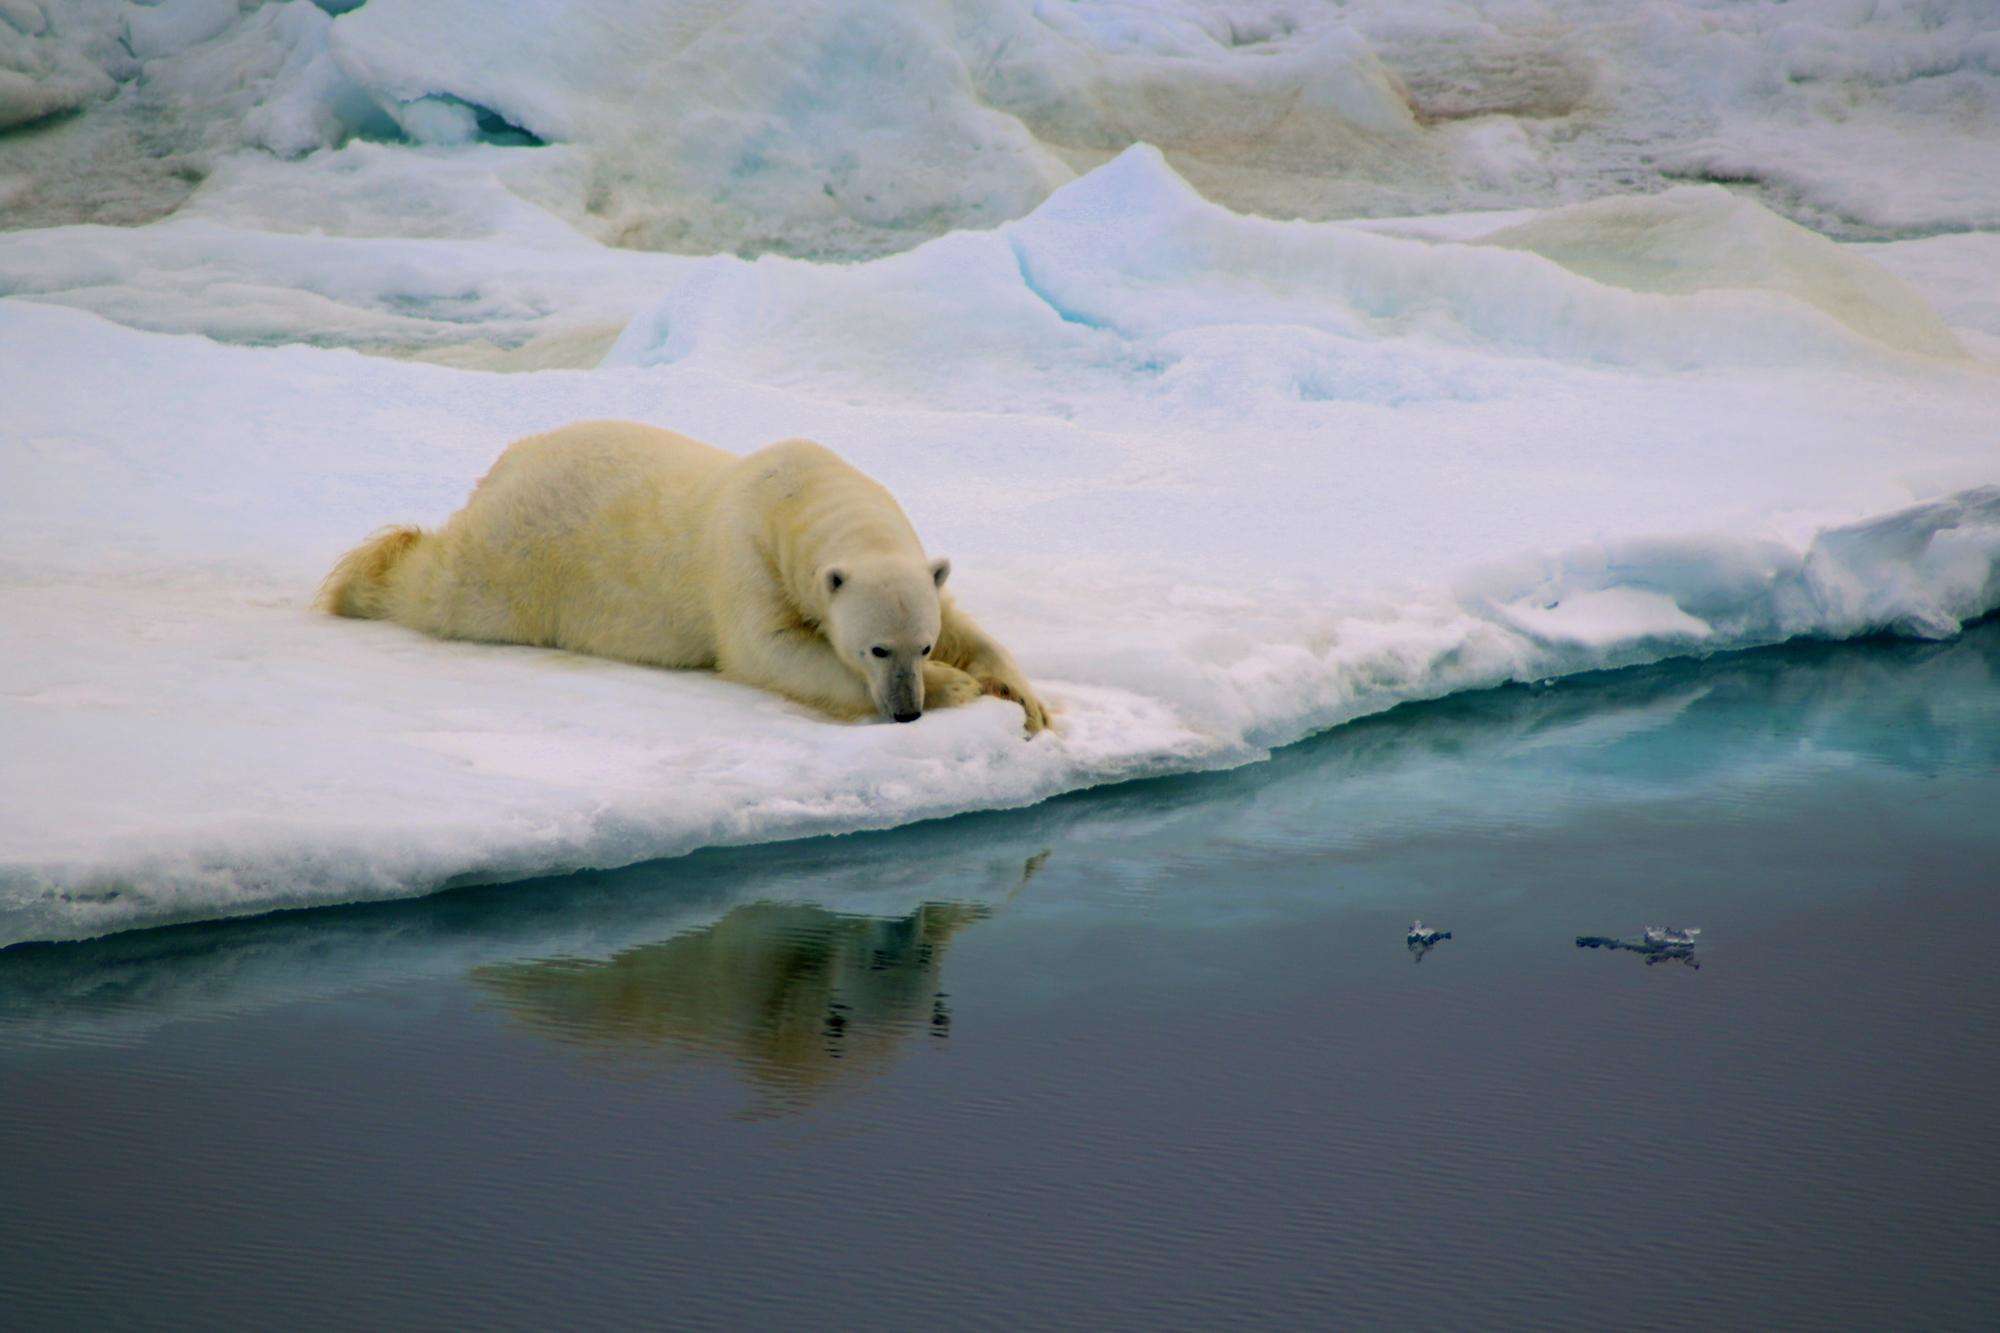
[
  {"x1": 411, "y1": 420, "x2": 736, "y2": 665},
  {"x1": 475, "y1": 420, "x2": 733, "y2": 517}
]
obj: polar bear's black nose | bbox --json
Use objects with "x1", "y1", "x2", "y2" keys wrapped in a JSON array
[{"x1": 893, "y1": 710, "x2": 920, "y2": 723}]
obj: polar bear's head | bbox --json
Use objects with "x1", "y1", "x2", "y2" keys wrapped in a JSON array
[{"x1": 822, "y1": 555, "x2": 950, "y2": 723}]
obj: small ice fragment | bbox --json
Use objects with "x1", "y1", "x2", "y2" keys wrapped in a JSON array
[
  {"x1": 1578, "y1": 926, "x2": 1701, "y2": 968},
  {"x1": 1407, "y1": 921, "x2": 1452, "y2": 962},
  {"x1": 1408, "y1": 919, "x2": 1451, "y2": 944}
]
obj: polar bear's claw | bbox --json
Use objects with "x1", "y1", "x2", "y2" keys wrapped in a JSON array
[{"x1": 979, "y1": 674, "x2": 1050, "y2": 736}]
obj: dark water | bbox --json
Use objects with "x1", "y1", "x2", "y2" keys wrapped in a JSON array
[{"x1": 4, "y1": 624, "x2": 1999, "y2": 1329}]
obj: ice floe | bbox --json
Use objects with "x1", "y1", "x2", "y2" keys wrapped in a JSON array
[{"x1": 3, "y1": 144, "x2": 1997, "y2": 943}]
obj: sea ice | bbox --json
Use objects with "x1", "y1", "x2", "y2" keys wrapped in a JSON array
[
  {"x1": 2, "y1": 145, "x2": 1996, "y2": 944},
  {"x1": 6, "y1": 2, "x2": 1994, "y2": 249}
]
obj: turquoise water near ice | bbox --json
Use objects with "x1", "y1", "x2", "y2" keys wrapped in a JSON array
[{"x1": 3, "y1": 623, "x2": 1997, "y2": 1327}]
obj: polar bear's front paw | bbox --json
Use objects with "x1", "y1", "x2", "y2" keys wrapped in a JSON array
[
  {"x1": 978, "y1": 672, "x2": 1050, "y2": 736},
  {"x1": 923, "y1": 661, "x2": 983, "y2": 711}
]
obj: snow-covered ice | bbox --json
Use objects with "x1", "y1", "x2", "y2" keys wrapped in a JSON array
[
  {"x1": 6, "y1": 2, "x2": 1997, "y2": 248},
  {"x1": 2, "y1": 3, "x2": 1997, "y2": 944}
]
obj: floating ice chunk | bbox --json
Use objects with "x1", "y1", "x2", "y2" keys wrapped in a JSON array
[
  {"x1": 1579, "y1": 926, "x2": 1701, "y2": 967},
  {"x1": 1407, "y1": 919, "x2": 1451, "y2": 961}
]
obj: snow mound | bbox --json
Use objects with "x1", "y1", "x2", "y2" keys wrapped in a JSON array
[
  {"x1": 11, "y1": 146, "x2": 1960, "y2": 374},
  {"x1": 607, "y1": 147, "x2": 1967, "y2": 416},
  {"x1": 0, "y1": 201, "x2": 669, "y2": 361},
  {"x1": 1481, "y1": 185, "x2": 1964, "y2": 359}
]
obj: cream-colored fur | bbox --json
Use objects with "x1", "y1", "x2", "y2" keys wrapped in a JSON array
[{"x1": 319, "y1": 420, "x2": 1048, "y2": 733}]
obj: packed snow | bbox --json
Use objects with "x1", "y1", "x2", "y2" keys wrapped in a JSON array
[{"x1": 2, "y1": 2, "x2": 1997, "y2": 943}]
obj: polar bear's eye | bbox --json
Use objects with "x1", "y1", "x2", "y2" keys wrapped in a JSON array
[
  {"x1": 921, "y1": 645, "x2": 932, "y2": 656},
  {"x1": 871, "y1": 646, "x2": 890, "y2": 658}
]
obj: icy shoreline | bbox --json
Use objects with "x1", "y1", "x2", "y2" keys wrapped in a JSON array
[
  {"x1": 3, "y1": 386, "x2": 1995, "y2": 946},
  {"x1": 8, "y1": 619, "x2": 1996, "y2": 1050},
  {"x1": 3, "y1": 499, "x2": 1996, "y2": 946},
  {"x1": 3, "y1": 511, "x2": 1997, "y2": 949}
]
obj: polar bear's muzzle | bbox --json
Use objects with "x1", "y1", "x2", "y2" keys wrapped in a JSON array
[{"x1": 884, "y1": 667, "x2": 923, "y2": 723}]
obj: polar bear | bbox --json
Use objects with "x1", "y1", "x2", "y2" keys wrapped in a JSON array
[{"x1": 319, "y1": 420, "x2": 1048, "y2": 733}]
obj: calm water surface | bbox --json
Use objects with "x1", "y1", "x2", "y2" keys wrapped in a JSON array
[{"x1": 3, "y1": 624, "x2": 1998, "y2": 1328}]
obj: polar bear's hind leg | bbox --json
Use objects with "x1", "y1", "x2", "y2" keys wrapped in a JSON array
[{"x1": 318, "y1": 526, "x2": 424, "y2": 620}]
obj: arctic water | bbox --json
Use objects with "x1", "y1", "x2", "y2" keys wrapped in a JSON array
[{"x1": 3, "y1": 622, "x2": 1996, "y2": 1328}]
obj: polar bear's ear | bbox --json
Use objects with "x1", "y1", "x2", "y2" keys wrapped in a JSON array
[
  {"x1": 824, "y1": 566, "x2": 847, "y2": 595},
  {"x1": 930, "y1": 557, "x2": 951, "y2": 589}
]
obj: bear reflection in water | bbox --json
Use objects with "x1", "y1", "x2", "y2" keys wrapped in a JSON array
[{"x1": 473, "y1": 900, "x2": 990, "y2": 1106}]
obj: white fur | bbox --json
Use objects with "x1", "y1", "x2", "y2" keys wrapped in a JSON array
[{"x1": 320, "y1": 420, "x2": 1047, "y2": 731}]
